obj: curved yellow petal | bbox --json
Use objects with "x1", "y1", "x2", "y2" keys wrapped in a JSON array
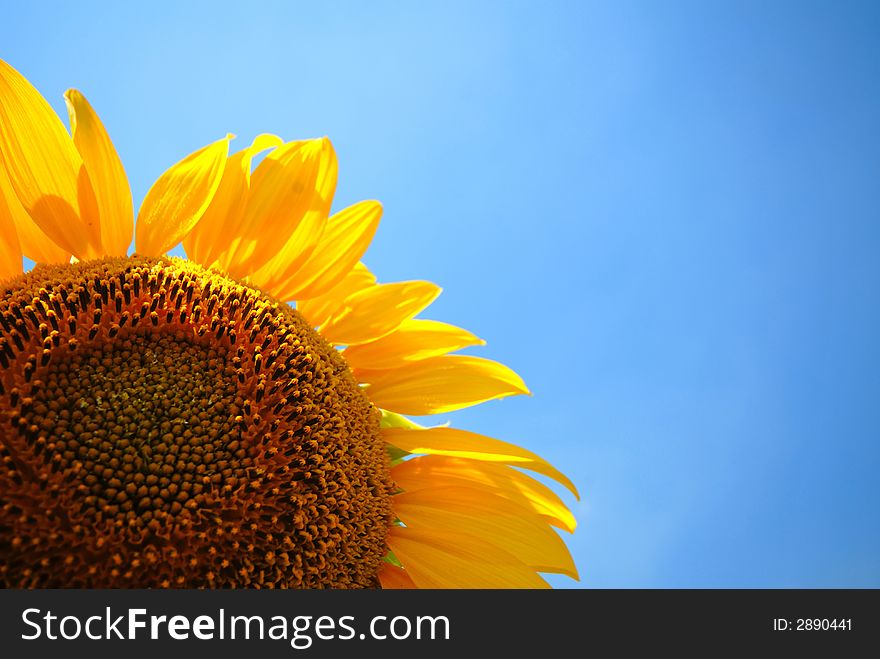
[
  {"x1": 183, "y1": 134, "x2": 282, "y2": 268},
  {"x1": 0, "y1": 188, "x2": 23, "y2": 279},
  {"x1": 387, "y1": 526, "x2": 550, "y2": 589},
  {"x1": 135, "y1": 134, "x2": 232, "y2": 256},
  {"x1": 344, "y1": 319, "x2": 484, "y2": 371},
  {"x1": 363, "y1": 354, "x2": 529, "y2": 415},
  {"x1": 319, "y1": 280, "x2": 441, "y2": 346},
  {"x1": 221, "y1": 137, "x2": 335, "y2": 279},
  {"x1": 0, "y1": 163, "x2": 68, "y2": 263},
  {"x1": 255, "y1": 199, "x2": 381, "y2": 302},
  {"x1": 0, "y1": 58, "x2": 101, "y2": 259},
  {"x1": 296, "y1": 262, "x2": 376, "y2": 328},
  {"x1": 377, "y1": 563, "x2": 417, "y2": 589},
  {"x1": 394, "y1": 486, "x2": 578, "y2": 579},
  {"x1": 64, "y1": 89, "x2": 132, "y2": 256},
  {"x1": 382, "y1": 426, "x2": 579, "y2": 499},
  {"x1": 392, "y1": 455, "x2": 576, "y2": 532}
]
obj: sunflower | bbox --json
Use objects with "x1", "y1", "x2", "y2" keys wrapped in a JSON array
[{"x1": 0, "y1": 58, "x2": 578, "y2": 588}]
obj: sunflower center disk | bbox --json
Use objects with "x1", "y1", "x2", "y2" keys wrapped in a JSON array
[{"x1": 0, "y1": 256, "x2": 392, "y2": 588}]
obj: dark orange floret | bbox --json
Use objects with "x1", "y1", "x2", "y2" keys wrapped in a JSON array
[{"x1": 0, "y1": 256, "x2": 393, "y2": 588}]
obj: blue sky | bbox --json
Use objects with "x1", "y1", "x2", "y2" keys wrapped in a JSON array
[{"x1": 3, "y1": 1, "x2": 879, "y2": 587}]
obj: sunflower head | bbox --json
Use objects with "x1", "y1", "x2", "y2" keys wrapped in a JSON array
[
  {"x1": 0, "y1": 58, "x2": 578, "y2": 588},
  {"x1": 1, "y1": 256, "x2": 392, "y2": 587}
]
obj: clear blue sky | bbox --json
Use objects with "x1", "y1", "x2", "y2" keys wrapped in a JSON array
[{"x1": 3, "y1": 1, "x2": 879, "y2": 587}]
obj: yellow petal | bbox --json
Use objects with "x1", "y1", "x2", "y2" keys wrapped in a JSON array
[
  {"x1": 380, "y1": 409, "x2": 429, "y2": 431},
  {"x1": 392, "y1": 455, "x2": 576, "y2": 532},
  {"x1": 344, "y1": 319, "x2": 484, "y2": 371},
  {"x1": 0, "y1": 58, "x2": 102, "y2": 259},
  {"x1": 0, "y1": 188, "x2": 23, "y2": 279},
  {"x1": 221, "y1": 137, "x2": 335, "y2": 279},
  {"x1": 64, "y1": 89, "x2": 132, "y2": 256},
  {"x1": 377, "y1": 563, "x2": 417, "y2": 589},
  {"x1": 393, "y1": 486, "x2": 578, "y2": 579},
  {"x1": 363, "y1": 354, "x2": 529, "y2": 415},
  {"x1": 255, "y1": 199, "x2": 381, "y2": 302},
  {"x1": 319, "y1": 280, "x2": 441, "y2": 346},
  {"x1": 183, "y1": 133, "x2": 282, "y2": 268},
  {"x1": 135, "y1": 134, "x2": 232, "y2": 256},
  {"x1": 0, "y1": 162, "x2": 68, "y2": 263},
  {"x1": 387, "y1": 527, "x2": 550, "y2": 589},
  {"x1": 382, "y1": 426, "x2": 579, "y2": 498},
  {"x1": 296, "y1": 261, "x2": 376, "y2": 328}
]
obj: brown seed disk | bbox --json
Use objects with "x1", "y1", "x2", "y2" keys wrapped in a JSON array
[{"x1": 0, "y1": 256, "x2": 393, "y2": 588}]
